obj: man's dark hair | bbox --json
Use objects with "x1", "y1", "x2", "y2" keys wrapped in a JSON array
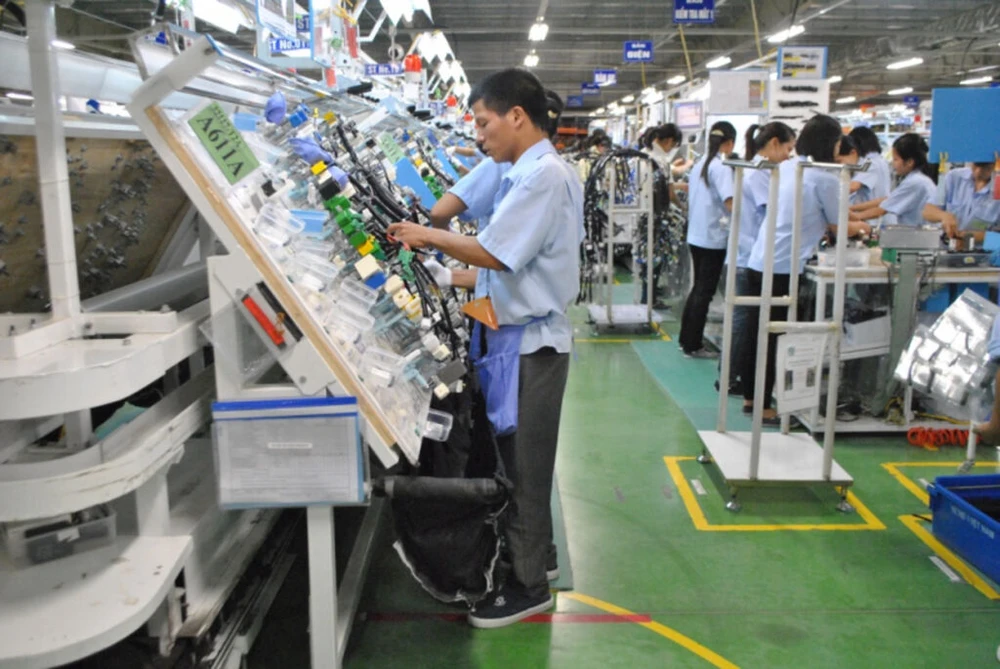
[
  {"x1": 848, "y1": 126, "x2": 882, "y2": 157},
  {"x1": 544, "y1": 89, "x2": 564, "y2": 138},
  {"x1": 468, "y1": 68, "x2": 548, "y2": 130},
  {"x1": 796, "y1": 114, "x2": 843, "y2": 163}
]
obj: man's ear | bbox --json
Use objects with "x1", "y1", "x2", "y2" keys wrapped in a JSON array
[{"x1": 508, "y1": 105, "x2": 526, "y2": 130}]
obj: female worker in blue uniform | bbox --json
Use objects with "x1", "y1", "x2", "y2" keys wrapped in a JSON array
[
  {"x1": 848, "y1": 126, "x2": 892, "y2": 201},
  {"x1": 923, "y1": 162, "x2": 1000, "y2": 242},
  {"x1": 852, "y1": 133, "x2": 936, "y2": 227},
  {"x1": 721, "y1": 121, "x2": 796, "y2": 397},
  {"x1": 836, "y1": 135, "x2": 873, "y2": 205},
  {"x1": 741, "y1": 115, "x2": 871, "y2": 422},
  {"x1": 679, "y1": 121, "x2": 736, "y2": 358}
]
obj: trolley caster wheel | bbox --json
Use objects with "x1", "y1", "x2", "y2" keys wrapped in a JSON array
[
  {"x1": 958, "y1": 460, "x2": 975, "y2": 474},
  {"x1": 697, "y1": 453, "x2": 712, "y2": 464},
  {"x1": 836, "y1": 499, "x2": 855, "y2": 514},
  {"x1": 725, "y1": 500, "x2": 742, "y2": 513}
]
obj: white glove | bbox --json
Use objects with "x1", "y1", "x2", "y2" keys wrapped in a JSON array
[
  {"x1": 445, "y1": 146, "x2": 457, "y2": 157},
  {"x1": 423, "y1": 258, "x2": 452, "y2": 288}
]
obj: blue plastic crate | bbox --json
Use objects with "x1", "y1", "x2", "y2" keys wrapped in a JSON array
[{"x1": 928, "y1": 474, "x2": 1000, "y2": 585}]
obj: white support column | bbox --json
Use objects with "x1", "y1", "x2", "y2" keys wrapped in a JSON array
[
  {"x1": 308, "y1": 506, "x2": 339, "y2": 669},
  {"x1": 26, "y1": 1, "x2": 81, "y2": 324}
]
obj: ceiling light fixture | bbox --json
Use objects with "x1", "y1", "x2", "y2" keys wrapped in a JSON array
[
  {"x1": 621, "y1": 94, "x2": 635, "y2": 103},
  {"x1": 888, "y1": 86, "x2": 913, "y2": 95},
  {"x1": 528, "y1": 21, "x2": 549, "y2": 42},
  {"x1": 766, "y1": 24, "x2": 805, "y2": 44},
  {"x1": 828, "y1": 75, "x2": 842, "y2": 84},
  {"x1": 836, "y1": 96, "x2": 856, "y2": 104},
  {"x1": 667, "y1": 75, "x2": 686, "y2": 85},
  {"x1": 523, "y1": 51, "x2": 539, "y2": 68},
  {"x1": 596, "y1": 107, "x2": 606, "y2": 114},
  {"x1": 886, "y1": 57, "x2": 923, "y2": 70},
  {"x1": 642, "y1": 87, "x2": 656, "y2": 96},
  {"x1": 6, "y1": 92, "x2": 33, "y2": 101},
  {"x1": 51, "y1": 39, "x2": 75, "y2": 50},
  {"x1": 967, "y1": 65, "x2": 1000, "y2": 73},
  {"x1": 705, "y1": 55, "x2": 732, "y2": 69},
  {"x1": 960, "y1": 76, "x2": 993, "y2": 86}
]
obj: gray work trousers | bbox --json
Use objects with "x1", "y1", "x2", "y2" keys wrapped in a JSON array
[{"x1": 498, "y1": 347, "x2": 570, "y2": 598}]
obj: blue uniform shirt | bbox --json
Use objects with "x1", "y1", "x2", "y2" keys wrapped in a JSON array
[
  {"x1": 934, "y1": 167, "x2": 1000, "y2": 231},
  {"x1": 733, "y1": 158, "x2": 771, "y2": 268},
  {"x1": 475, "y1": 139, "x2": 584, "y2": 355},
  {"x1": 882, "y1": 169, "x2": 936, "y2": 226},
  {"x1": 686, "y1": 155, "x2": 734, "y2": 250},
  {"x1": 860, "y1": 153, "x2": 892, "y2": 200},
  {"x1": 748, "y1": 157, "x2": 841, "y2": 275},
  {"x1": 449, "y1": 158, "x2": 511, "y2": 223}
]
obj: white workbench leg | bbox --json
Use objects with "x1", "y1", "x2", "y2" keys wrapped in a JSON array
[{"x1": 308, "y1": 506, "x2": 339, "y2": 669}]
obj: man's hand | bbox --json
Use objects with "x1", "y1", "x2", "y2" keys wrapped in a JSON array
[
  {"x1": 941, "y1": 212, "x2": 959, "y2": 239},
  {"x1": 975, "y1": 420, "x2": 1000, "y2": 445},
  {"x1": 387, "y1": 222, "x2": 435, "y2": 249}
]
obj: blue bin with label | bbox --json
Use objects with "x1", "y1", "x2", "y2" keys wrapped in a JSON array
[{"x1": 928, "y1": 474, "x2": 1000, "y2": 585}]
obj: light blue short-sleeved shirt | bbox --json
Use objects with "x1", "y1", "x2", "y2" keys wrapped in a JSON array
[
  {"x1": 732, "y1": 159, "x2": 771, "y2": 268},
  {"x1": 448, "y1": 158, "x2": 511, "y2": 222},
  {"x1": 860, "y1": 153, "x2": 892, "y2": 200},
  {"x1": 882, "y1": 169, "x2": 936, "y2": 226},
  {"x1": 934, "y1": 167, "x2": 1000, "y2": 231},
  {"x1": 748, "y1": 157, "x2": 841, "y2": 275},
  {"x1": 475, "y1": 139, "x2": 585, "y2": 355},
  {"x1": 687, "y1": 155, "x2": 734, "y2": 250}
]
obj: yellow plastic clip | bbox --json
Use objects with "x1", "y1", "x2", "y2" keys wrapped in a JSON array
[{"x1": 310, "y1": 161, "x2": 327, "y2": 175}]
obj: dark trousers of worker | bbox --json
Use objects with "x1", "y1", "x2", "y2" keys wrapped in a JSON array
[
  {"x1": 679, "y1": 245, "x2": 726, "y2": 353},
  {"x1": 498, "y1": 347, "x2": 570, "y2": 599},
  {"x1": 720, "y1": 266, "x2": 752, "y2": 386},
  {"x1": 740, "y1": 270, "x2": 792, "y2": 410}
]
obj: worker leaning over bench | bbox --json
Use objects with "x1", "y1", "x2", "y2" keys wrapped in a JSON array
[{"x1": 388, "y1": 68, "x2": 584, "y2": 629}]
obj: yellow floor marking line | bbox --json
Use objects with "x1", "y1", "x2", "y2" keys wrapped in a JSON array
[
  {"x1": 651, "y1": 321, "x2": 672, "y2": 341},
  {"x1": 664, "y1": 456, "x2": 886, "y2": 531},
  {"x1": 898, "y1": 514, "x2": 1000, "y2": 600},
  {"x1": 881, "y1": 461, "x2": 999, "y2": 506},
  {"x1": 562, "y1": 592, "x2": 740, "y2": 669}
]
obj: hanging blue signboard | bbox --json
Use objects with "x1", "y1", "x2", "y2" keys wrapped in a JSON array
[
  {"x1": 673, "y1": 0, "x2": 715, "y2": 25},
  {"x1": 903, "y1": 94, "x2": 920, "y2": 109},
  {"x1": 623, "y1": 40, "x2": 654, "y2": 63},
  {"x1": 296, "y1": 15, "x2": 310, "y2": 32},
  {"x1": 581, "y1": 83, "x2": 601, "y2": 96},
  {"x1": 594, "y1": 69, "x2": 618, "y2": 86},
  {"x1": 365, "y1": 63, "x2": 404, "y2": 76},
  {"x1": 566, "y1": 95, "x2": 584, "y2": 108}
]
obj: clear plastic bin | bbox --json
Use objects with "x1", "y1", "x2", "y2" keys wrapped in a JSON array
[
  {"x1": 324, "y1": 301, "x2": 376, "y2": 343},
  {"x1": 423, "y1": 409, "x2": 454, "y2": 442},
  {"x1": 359, "y1": 347, "x2": 405, "y2": 388},
  {"x1": 291, "y1": 255, "x2": 340, "y2": 292},
  {"x1": 255, "y1": 204, "x2": 305, "y2": 247},
  {"x1": 339, "y1": 278, "x2": 379, "y2": 309},
  {"x1": 2, "y1": 505, "x2": 116, "y2": 568}
]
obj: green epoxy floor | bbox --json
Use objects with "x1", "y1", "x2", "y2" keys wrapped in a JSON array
[{"x1": 250, "y1": 307, "x2": 1000, "y2": 668}]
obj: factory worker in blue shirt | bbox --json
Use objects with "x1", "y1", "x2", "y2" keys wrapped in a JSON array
[
  {"x1": 388, "y1": 68, "x2": 583, "y2": 630},
  {"x1": 836, "y1": 135, "x2": 874, "y2": 205},
  {"x1": 853, "y1": 133, "x2": 937, "y2": 227},
  {"x1": 923, "y1": 162, "x2": 1000, "y2": 243},
  {"x1": 848, "y1": 126, "x2": 893, "y2": 201},
  {"x1": 741, "y1": 115, "x2": 871, "y2": 422},
  {"x1": 719, "y1": 121, "x2": 796, "y2": 396},
  {"x1": 679, "y1": 121, "x2": 736, "y2": 358}
]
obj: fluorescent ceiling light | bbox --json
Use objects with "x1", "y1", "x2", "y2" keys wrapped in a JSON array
[
  {"x1": 960, "y1": 76, "x2": 992, "y2": 85},
  {"x1": 888, "y1": 86, "x2": 913, "y2": 95},
  {"x1": 608, "y1": 101, "x2": 619, "y2": 109},
  {"x1": 51, "y1": 39, "x2": 75, "y2": 50},
  {"x1": 621, "y1": 95, "x2": 635, "y2": 103},
  {"x1": 705, "y1": 55, "x2": 731, "y2": 69},
  {"x1": 6, "y1": 92, "x2": 33, "y2": 101},
  {"x1": 766, "y1": 24, "x2": 805, "y2": 44},
  {"x1": 642, "y1": 87, "x2": 656, "y2": 96},
  {"x1": 528, "y1": 22, "x2": 549, "y2": 42},
  {"x1": 968, "y1": 65, "x2": 1000, "y2": 73},
  {"x1": 523, "y1": 52, "x2": 539, "y2": 68},
  {"x1": 886, "y1": 57, "x2": 923, "y2": 70},
  {"x1": 643, "y1": 91, "x2": 664, "y2": 104},
  {"x1": 595, "y1": 107, "x2": 605, "y2": 114},
  {"x1": 667, "y1": 75, "x2": 686, "y2": 85},
  {"x1": 836, "y1": 96, "x2": 856, "y2": 104},
  {"x1": 828, "y1": 75, "x2": 842, "y2": 84}
]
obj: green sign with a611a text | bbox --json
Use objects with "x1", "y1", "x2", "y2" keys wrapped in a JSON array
[{"x1": 188, "y1": 102, "x2": 260, "y2": 185}]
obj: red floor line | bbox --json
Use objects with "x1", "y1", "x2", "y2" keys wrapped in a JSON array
[{"x1": 364, "y1": 612, "x2": 652, "y2": 624}]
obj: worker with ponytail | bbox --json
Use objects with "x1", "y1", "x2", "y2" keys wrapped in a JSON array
[
  {"x1": 853, "y1": 133, "x2": 936, "y2": 227},
  {"x1": 680, "y1": 121, "x2": 736, "y2": 358}
]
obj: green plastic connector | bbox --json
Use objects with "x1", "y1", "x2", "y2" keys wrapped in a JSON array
[
  {"x1": 348, "y1": 230, "x2": 368, "y2": 248},
  {"x1": 399, "y1": 248, "x2": 416, "y2": 282}
]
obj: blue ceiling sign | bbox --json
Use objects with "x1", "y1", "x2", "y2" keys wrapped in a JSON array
[
  {"x1": 566, "y1": 95, "x2": 584, "y2": 108},
  {"x1": 581, "y1": 83, "x2": 601, "y2": 95},
  {"x1": 673, "y1": 0, "x2": 716, "y2": 25},
  {"x1": 624, "y1": 40, "x2": 653, "y2": 63},
  {"x1": 594, "y1": 69, "x2": 618, "y2": 86}
]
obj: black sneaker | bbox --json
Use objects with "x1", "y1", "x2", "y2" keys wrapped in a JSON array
[{"x1": 468, "y1": 588, "x2": 554, "y2": 629}]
